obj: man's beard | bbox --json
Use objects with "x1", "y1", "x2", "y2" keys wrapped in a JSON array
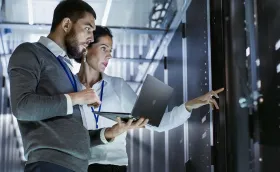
[{"x1": 65, "y1": 28, "x2": 83, "y2": 60}]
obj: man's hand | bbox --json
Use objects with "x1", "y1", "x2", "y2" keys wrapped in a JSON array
[
  {"x1": 185, "y1": 88, "x2": 224, "y2": 111},
  {"x1": 104, "y1": 117, "x2": 149, "y2": 140},
  {"x1": 68, "y1": 89, "x2": 101, "y2": 107}
]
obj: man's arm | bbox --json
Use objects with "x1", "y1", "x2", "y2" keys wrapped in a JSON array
[
  {"x1": 89, "y1": 129, "x2": 105, "y2": 146},
  {"x1": 8, "y1": 43, "x2": 70, "y2": 121}
]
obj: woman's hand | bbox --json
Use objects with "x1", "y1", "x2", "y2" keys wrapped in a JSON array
[
  {"x1": 185, "y1": 88, "x2": 224, "y2": 111},
  {"x1": 104, "y1": 117, "x2": 149, "y2": 140}
]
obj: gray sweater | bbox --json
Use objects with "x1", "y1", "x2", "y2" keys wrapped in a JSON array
[{"x1": 8, "y1": 42, "x2": 102, "y2": 172}]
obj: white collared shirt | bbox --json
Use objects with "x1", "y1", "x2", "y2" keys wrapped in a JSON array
[
  {"x1": 77, "y1": 73, "x2": 191, "y2": 166},
  {"x1": 38, "y1": 36, "x2": 74, "y2": 115}
]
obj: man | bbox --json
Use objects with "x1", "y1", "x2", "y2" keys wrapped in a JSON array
[{"x1": 8, "y1": 1, "x2": 104, "y2": 172}]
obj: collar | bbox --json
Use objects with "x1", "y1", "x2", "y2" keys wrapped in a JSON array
[
  {"x1": 38, "y1": 36, "x2": 67, "y2": 57},
  {"x1": 101, "y1": 73, "x2": 110, "y2": 84},
  {"x1": 38, "y1": 36, "x2": 73, "y2": 69},
  {"x1": 91, "y1": 73, "x2": 110, "y2": 90}
]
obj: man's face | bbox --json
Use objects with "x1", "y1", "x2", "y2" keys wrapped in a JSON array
[{"x1": 65, "y1": 12, "x2": 95, "y2": 59}]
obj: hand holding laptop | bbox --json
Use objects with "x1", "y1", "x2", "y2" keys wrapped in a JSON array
[{"x1": 104, "y1": 117, "x2": 149, "y2": 140}]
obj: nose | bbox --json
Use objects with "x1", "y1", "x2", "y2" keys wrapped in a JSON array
[{"x1": 107, "y1": 53, "x2": 112, "y2": 59}]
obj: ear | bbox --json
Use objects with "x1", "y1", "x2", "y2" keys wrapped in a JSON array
[{"x1": 61, "y1": 18, "x2": 72, "y2": 33}]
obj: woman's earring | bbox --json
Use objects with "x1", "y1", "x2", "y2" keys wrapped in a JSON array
[{"x1": 83, "y1": 48, "x2": 87, "y2": 63}]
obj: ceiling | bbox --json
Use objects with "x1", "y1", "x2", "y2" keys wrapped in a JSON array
[
  {"x1": 0, "y1": 0, "x2": 181, "y2": 91},
  {"x1": 3, "y1": 0, "x2": 155, "y2": 28},
  {"x1": 0, "y1": 0, "x2": 189, "y2": 90}
]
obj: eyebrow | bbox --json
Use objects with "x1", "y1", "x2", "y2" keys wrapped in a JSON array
[
  {"x1": 100, "y1": 44, "x2": 109, "y2": 48},
  {"x1": 100, "y1": 44, "x2": 113, "y2": 50},
  {"x1": 85, "y1": 22, "x2": 94, "y2": 29}
]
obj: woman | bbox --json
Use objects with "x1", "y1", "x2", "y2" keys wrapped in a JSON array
[{"x1": 76, "y1": 26, "x2": 223, "y2": 172}]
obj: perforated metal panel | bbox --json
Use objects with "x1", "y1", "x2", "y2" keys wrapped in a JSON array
[{"x1": 185, "y1": 0, "x2": 213, "y2": 171}]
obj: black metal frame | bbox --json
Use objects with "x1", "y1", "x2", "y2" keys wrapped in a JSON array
[
  {"x1": 209, "y1": 0, "x2": 227, "y2": 171},
  {"x1": 210, "y1": 0, "x2": 254, "y2": 171}
]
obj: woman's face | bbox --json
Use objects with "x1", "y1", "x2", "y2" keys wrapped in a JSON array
[{"x1": 86, "y1": 35, "x2": 113, "y2": 72}]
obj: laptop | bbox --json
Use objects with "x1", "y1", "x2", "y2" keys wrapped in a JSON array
[{"x1": 95, "y1": 74, "x2": 174, "y2": 127}]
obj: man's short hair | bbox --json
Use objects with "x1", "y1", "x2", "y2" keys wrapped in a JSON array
[{"x1": 50, "y1": 0, "x2": 97, "y2": 32}]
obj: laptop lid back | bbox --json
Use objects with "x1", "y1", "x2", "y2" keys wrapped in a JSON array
[{"x1": 131, "y1": 74, "x2": 174, "y2": 127}]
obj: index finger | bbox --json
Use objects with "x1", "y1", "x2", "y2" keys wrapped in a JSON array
[
  {"x1": 214, "y1": 88, "x2": 224, "y2": 94},
  {"x1": 116, "y1": 117, "x2": 122, "y2": 126},
  {"x1": 125, "y1": 119, "x2": 134, "y2": 127},
  {"x1": 87, "y1": 101, "x2": 101, "y2": 108},
  {"x1": 139, "y1": 119, "x2": 149, "y2": 128},
  {"x1": 133, "y1": 117, "x2": 145, "y2": 127}
]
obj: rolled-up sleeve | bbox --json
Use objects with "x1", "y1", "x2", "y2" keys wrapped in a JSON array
[{"x1": 64, "y1": 94, "x2": 73, "y2": 114}]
